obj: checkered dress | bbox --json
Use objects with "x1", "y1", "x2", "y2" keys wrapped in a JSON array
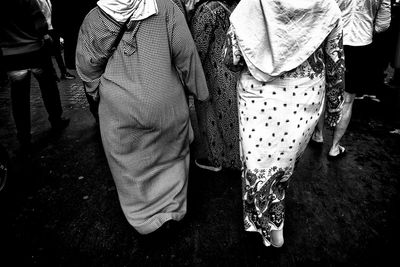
[{"x1": 76, "y1": 0, "x2": 208, "y2": 234}]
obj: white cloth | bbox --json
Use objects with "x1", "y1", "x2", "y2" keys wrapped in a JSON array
[
  {"x1": 183, "y1": 0, "x2": 200, "y2": 13},
  {"x1": 336, "y1": 0, "x2": 391, "y2": 46},
  {"x1": 229, "y1": 0, "x2": 341, "y2": 82},
  {"x1": 97, "y1": 0, "x2": 158, "y2": 23}
]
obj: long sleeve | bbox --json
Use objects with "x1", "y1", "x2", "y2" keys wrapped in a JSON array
[
  {"x1": 75, "y1": 8, "x2": 122, "y2": 100},
  {"x1": 375, "y1": 0, "x2": 391, "y2": 33},
  {"x1": 29, "y1": 0, "x2": 48, "y2": 37},
  {"x1": 190, "y1": 5, "x2": 214, "y2": 63},
  {"x1": 35, "y1": 0, "x2": 52, "y2": 30},
  {"x1": 324, "y1": 19, "x2": 345, "y2": 125},
  {"x1": 170, "y1": 6, "x2": 209, "y2": 101}
]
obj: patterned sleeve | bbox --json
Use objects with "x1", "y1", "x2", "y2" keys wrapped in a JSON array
[
  {"x1": 170, "y1": 4, "x2": 209, "y2": 101},
  {"x1": 222, "y1": 24, "x2": 245, "y2": 72},
  {"x1": 374, "y1": 0, "x2": 391, "y2": 33},
  {"x1": 190, "y1": 4, "x2": 214, "y2": 63},
  {"x1": 324, "y1": 19, "x2": 345, "y2": 113}
]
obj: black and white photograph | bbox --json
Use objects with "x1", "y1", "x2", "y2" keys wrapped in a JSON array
[{"x1": 0, "y1": 0, "x2": 399, "y2": 266}]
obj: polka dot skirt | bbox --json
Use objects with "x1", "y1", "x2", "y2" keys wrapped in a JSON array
[{"x1": 238, "y1": 72, "x2": 325, "y2": 173}]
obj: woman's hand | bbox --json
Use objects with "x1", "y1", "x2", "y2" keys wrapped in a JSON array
[
  {"x1": 326, "y1": 101, "x2": 344, "y2": 128},
  {"x1": 326, "y1": 109, "x2": 342, "y2": 128}
]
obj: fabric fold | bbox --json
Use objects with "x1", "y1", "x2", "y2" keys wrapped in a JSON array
[
  {"x1": 230, "y1": 0, "x2": 341, "y2": 82},
  {"x1": 97, "y1": 0, "x2": 158, "y2": 22}
]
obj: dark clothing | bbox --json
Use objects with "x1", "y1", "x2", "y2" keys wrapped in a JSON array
[
  {"x1": 48, "y1": 29, "x2": 68, "y2": 75},
  {"x1": 344, "y1": 44, "x2": 375, "y2": 95},
  {"x1": 0, "y1": 0, "x2": 47, "y2": 57},
  {"x1": 1, "y1": 0, "x2": 65, "y2": 144},
  {"x1": 9, "y1": 64, "x2": 63, "y2": 142}
]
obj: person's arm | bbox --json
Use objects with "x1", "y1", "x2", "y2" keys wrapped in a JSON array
[
  {"x1": 324, "y1": 19, "x2": 345, "y2": 127},
  {"x1": 75, "y1": 8, "x2": 121, "y2": 101},
  {"x1": 375, "y1": 0, "x2": 391, "y2": 33},
  {"x1": 190, "y1": 4, "x2": 214, "y2": 63},
  {"x1": 222, "y1": 24, "x2": 245, "y2": 72},
  {"x1": 170, "y1": 5, "x2": 209, "y2": 101},
  {"x1": 29, "y1": 0, "x2": 48, "y2": 37}
]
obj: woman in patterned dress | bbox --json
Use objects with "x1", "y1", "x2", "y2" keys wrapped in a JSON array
[
  {"x1": 76, "y1": 0, "x2": 209, "y2": 235},
  {"x1": 223, "y1": 0, "x2": 345, "y2": 247},
  {"x1": 191, "y1": 0, "x2": 241, "y2": 171}
]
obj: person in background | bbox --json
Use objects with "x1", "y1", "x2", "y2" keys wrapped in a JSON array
[
  {"x1": 389, "y1": 0, "x2": 400, "y2": 87},
  {"x1": 224, "y1": 0, "x2": 344, "y2": 247},
  {"x1": 312, "y1": 0, "x2": 391, "y2": 158},
  {"x1": 0, "y1": 49, "x2": 9, "y2": 87},
  {"x1": 191, "y1": 0, "x2": 241, "y2": 172},
  {"x1": 0, "y1": 0, "x2": 70, "y2": 150},
  {"x1": 76, "y1": 0, "x2": 208, "y2": 235},
  {"x1": 36, "y1": 0, "x2": 76, "y2": 81},
  {"x1": 0, "y1": 144, "x2": 8, "y2": 192}
]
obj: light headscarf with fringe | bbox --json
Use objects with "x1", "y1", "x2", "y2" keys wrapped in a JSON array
[
  {"x1": 97, "y1": 0, "x2": 158, "y2": 23},
  {"x1": 230, "y1": 0, "x2": 342, "y2": 82}
]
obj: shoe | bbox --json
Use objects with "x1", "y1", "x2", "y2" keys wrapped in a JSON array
[
  {"x1": 328, "y1": 145, "x2": 346, "y2": 160},
  {"x1": 139, "y1": 220, "x2": 179, "y2": 248},
  {"x1": 195, "y1": 158, "x2": 222, "y2": 172},
  {"x1": 310, "y1": 136, "x2": 324, "y2": 147},
  {"x1": 367, "y1": 95, "x2": 381, "y2": 103},
  {"x1": 60, "y1": 72, "x2": 76, "y2": 80},
  {"x1": 51, "y1": 117, "x2": 70, "y2": 131}
]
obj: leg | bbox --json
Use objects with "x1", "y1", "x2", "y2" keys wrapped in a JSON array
[
  {"x1": 0, "y1": 144, "x2": 8, "y2": 192},
  {"x1": 329, "y1": 92, "x2": 355, "y2": 156},
  {"x1": 8, "y1": 70, "x2": 32, "y2": 145},
  {"x1": 49, "y1": 30, "x2": 67, "y2": 76},
  {"x1": 50, "y1": 30, "x2": 75, "y2": 80},
  {"x1": 312, "y1": 101, "x2": 326, "y2": 143},
  {"x1": 32, "y1": 56, "x2": 69, "y2": 129},
  {"x1": 193, "y1": 99, "x2": 222, "y2": 171}
]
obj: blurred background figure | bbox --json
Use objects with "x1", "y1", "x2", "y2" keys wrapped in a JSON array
[
  {"x1": 312, "y1": 0, "x2": 391, "y2": 158},
  {"x1": 0, "y1": 144, "x2": 8, "y2": 192},
  {"x1": 36, "y1": 0, "x2": 76, "y2": 81},
  {"x1": 389, "y1": 0, "x2": 400, "y2": 87},
  {"x1": 190, "y1": 0, "x2": 241, "y2": 172},
  {"x1": 0, "y1": 0, "x2": 70, "y2": 150}
]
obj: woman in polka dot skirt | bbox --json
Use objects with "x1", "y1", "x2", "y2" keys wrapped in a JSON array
[{"x1": 223, "y1": 0, "x2": 345, "y2": 247}]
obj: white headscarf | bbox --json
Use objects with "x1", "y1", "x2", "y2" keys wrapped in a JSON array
[
  {"x1": 97, "y1": 0, "x2": 158, "y2": 23},
  {"x1": 230, "y1": 0, "x2": 342, "y2": 82}
]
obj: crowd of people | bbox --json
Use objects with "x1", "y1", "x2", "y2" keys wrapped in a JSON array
[{"x1": 1, "y1": 0, "x2": 399, "y2": 249}]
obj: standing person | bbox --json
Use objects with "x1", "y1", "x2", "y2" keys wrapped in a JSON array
[
  {"x1": 0, "y1": 144, "x2": 8, "y2": 192},
  {"x1": 223, "y1": 0, "x2": 344, "y2": 247},
  {"x1": 0, "y1": 0, "x2": 70, "y2": 150},
  {"x1": 389, "y1": 0, "x2": 400, "y2": 87},
  {"x1": 35, "y1": 0, "x2": 76, "y2": 81},
  {"x1": 312, "y1": 0, "x2": 391, "y2": 158},
  {"x1": 76, "y1": 0, "x2": 208, "y2": 235},
  {"x1": 191, "y1": 0, "x2": 241, "y2": 171}
]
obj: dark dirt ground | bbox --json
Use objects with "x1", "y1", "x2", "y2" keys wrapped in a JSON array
[{"x1": 0, "y1": 69, "x2": 400, "y2": 267}]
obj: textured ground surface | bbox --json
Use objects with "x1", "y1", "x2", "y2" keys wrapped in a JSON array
[{"x1": 0, "y1": 68, "x2": 400, "y2": 267}]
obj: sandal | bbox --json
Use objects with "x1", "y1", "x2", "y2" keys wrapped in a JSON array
[{"x1": 328, "y1": 145, "x2": 346, "y2": 160}]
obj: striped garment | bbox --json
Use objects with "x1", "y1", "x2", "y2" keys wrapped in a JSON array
[{"x1": 76, "y1": 0, "x2": 208, "y2": 234}]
